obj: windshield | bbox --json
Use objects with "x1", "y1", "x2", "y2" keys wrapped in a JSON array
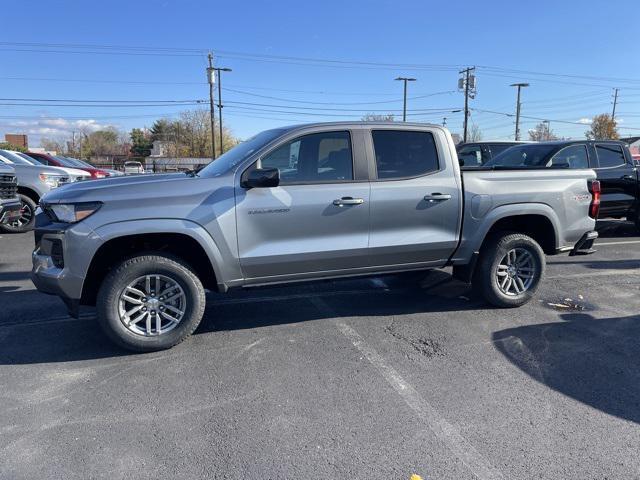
[
  {"x1": 0, "y1": 150, "x2": 37, "y2": 165},
  {"x1": 15, "y1": 152, "x2": 43, "y2": 165},
  {"x1": 53, "y1": 156, "x2": 79, "y2": 167},
  {"x1": 198, "y1": 128, "x2": 286, "y2": 177},
  {"x1": 484, "y1": 144, "x2": 557, "y2": 167},
  {"x1": 62, "y1": 156, "x2": 92, "y2": 168}
]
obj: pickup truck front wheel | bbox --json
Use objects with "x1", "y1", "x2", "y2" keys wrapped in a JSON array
[
  {"x1": 0, "y1": 194, "x2": 36, "y2": 233},
  {"x1": 97, "y1": 254, "x2": 206, "y2": 352},
  {"x1": 475, "y1": 233, "x2": 545, "y2": 308}
]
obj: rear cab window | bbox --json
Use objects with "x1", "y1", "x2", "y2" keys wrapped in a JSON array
[
  {"x1": 371, "y1": 130, "x2": 439, "y2": 180},
  {"x1": 457, "y1": 144, "x2": 482, "y2": 167},
  {"x1": 595, "y1": 143, "x2": 626, "y2": 169}
]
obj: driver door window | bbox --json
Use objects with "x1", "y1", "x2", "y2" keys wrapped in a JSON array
[
  {"x1": 259, "y1": 131, "x2": 353, "y2": 184},
  {"x1": 549, "y1": 145, "x2": 589, "y2": 168}
]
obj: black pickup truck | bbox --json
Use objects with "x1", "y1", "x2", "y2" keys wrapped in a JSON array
[{"x1": 480, "y1": 140, "x2": 639, "y2": 231}]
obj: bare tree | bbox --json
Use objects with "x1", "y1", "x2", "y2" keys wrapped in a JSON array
[
  {"x1": 528, "y1": 122, "x2": 558, "y2": 141},
  {"x1": 361, "y1": 113, "x2": 395, "y2": 122},
  {"x1": 469, "y1": 124, "x2": 482, "y2": 142}
]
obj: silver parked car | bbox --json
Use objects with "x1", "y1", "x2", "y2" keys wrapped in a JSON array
[
  {"x1": 32, "y1": 122, "x2": 598, "y2": 351},
  {"x1": 0, "y1": 150, "x2": 89, "y2": 232}
]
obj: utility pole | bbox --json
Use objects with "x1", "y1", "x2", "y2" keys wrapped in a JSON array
[
  {"x1": 510, "y1": 82, "x2": 529, "y2": 141},
  {"x1": 612, "y1": 88, "x2": 619, "y2": 121},
  {"x1": 442, "y1": 117, "x2": 447, "y2": 127},
  {"x1": 72, "y1": 131, "x2": 76, "y2": 156},
  {"x1": 206, "y1": 53, "x2": 217, "y2": 160},
  {"x1": 395, "y1": 77, "x2": 416, "y2": 122},
  {"x1": 214, "y1": 67, "x2": 232, "y2": 155},
  {"x1": 459, "y1": 67, "x2": 476, "y2": 143}
]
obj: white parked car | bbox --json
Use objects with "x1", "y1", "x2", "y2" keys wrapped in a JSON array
[
  {"x1": 123, "y1": 161, "x2": 145, "y2": 175},
  {"x1": 8, "y1": 151, "x2": 91, "y2": 181}
]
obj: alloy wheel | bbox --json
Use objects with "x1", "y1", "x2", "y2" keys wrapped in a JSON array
[
  {"x1": 496, "y1": 247, "x2": 536, "y2": 296},
  {"x1": 118, "y1": 274, "x2": 186, "y2": 336}
]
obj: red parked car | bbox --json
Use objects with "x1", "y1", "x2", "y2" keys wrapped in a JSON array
[{"x1": 25, "y1": 152, "x2": 110, "y2": 179}]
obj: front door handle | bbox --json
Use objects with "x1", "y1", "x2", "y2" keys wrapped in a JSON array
[
  {"x1": 333, "y1": 197, "x2": 365, "y2": 207},
  {"x1": 424, "y1": 193, "x2": 452, "y2": 202}
]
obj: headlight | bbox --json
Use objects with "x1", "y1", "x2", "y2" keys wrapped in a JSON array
[
  {"x1": 49, "y1": 202, "x2": 102, "y2": 223},
  {"x1": 39, "y1": 173, "x2": 66, "y2": 188},
  {"x1": 95, "y1": 172, "x2": 108, "y2": 178}
]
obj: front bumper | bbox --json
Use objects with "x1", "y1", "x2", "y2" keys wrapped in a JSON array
[
  {"x1": 0, "y1": 198, "x2": 22, "y2": 224},
  {"x1": 31, "y1": 212, "x2": 92, "y2": 316},
  {"x1": 569, "y1": 230, "x2": 598, "y2": 256}
]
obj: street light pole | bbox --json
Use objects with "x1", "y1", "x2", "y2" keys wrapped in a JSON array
[
  {"x1": 214, "y1": 67, "x2": 232, "y2": 156},
  {"x1": 395, "y1": 77, "x2": 416, "y2": 122},
  {"x1": 206, "y1": 53, "x2": 216, "y2": 160},
  {"x1": 510, "y1": 83, "x2": 529, "y2": 141}
]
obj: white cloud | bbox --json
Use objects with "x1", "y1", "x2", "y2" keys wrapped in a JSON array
[
  {"x1": 3, "y1": 117, "x2": 113, "y2": 137},
  {"x1": 577, "y1": 118, "x2": 592, "y2": 124}
]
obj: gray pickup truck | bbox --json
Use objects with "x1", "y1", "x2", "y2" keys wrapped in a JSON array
[
  {"x1": 0, "y1": 163, "x2": 21, "y2": 226},
  {"x1": 32, "y1": 122, "x2": 599, "y2": 351}
]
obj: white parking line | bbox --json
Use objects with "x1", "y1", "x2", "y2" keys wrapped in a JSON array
[
  {"x1": 335, "y1": 320, "x2": 504, "y2": 480},
  {"x1": 595, "y1": 240, "x2": 640, "y2": 247},
  {"x1": 307, "y1": 297, "x2": 504, "y2": 480}
]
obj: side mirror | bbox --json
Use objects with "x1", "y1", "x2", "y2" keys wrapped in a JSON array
[{"x1": 241, "y1": 167, "x2": 280, "y2": 189}]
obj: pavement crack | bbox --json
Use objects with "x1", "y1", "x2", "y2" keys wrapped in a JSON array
[{"x1": 385, "y1": 320, "x2": 445, "y2": 359}]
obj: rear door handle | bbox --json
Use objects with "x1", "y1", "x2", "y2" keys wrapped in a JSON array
[
  {"x1": 424, "y1": 193, "x2": 452, "y2": 202},
  {"x1": 333, "y1": 197, "x2": 365, "y2": 206}
]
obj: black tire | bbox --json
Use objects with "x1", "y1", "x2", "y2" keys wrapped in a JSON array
[
  {"x1": 474, "y1": 232, "x2": 545, "y2": 308},
  {"x1": 634, "y1": 212, "x2": 640, "y2": 234},
  {"x1": 96, "y1": 254, "x2": 206, "y2": 352},
  {"x1": 0, "y1": 194, "x2": 37, "y2": 233}
]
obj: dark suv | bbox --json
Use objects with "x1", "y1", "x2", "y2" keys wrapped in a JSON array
[
  {"x1": 483, "y1": 140, "x2": 639, "y2": 230},
  {"x1": 456, "y1": 141, "x2": 527, "y2": 166}
]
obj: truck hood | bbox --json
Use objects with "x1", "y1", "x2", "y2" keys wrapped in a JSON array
[
  {"x1": 42, "y1": 173, "x2": 189, "y2": 203},
  {"x1": 41, "y1": 172, "x2": 235, "y2": 230}
]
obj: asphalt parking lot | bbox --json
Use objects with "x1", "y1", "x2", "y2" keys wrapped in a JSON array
[{"x1": 1, "y1": 221, "x2": 639, "y2": 480}]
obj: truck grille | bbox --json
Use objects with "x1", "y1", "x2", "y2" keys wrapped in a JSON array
[{"x1": 0, "y1": 174, "x2": 18, "y2": 199}]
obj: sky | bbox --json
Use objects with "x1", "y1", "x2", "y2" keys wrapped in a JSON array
[{"x1": 1, "y1": 0, "x2": 640, "y2": 146}]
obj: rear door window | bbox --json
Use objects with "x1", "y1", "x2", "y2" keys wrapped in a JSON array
[
  {"x1": 372, "y1": 130, "x2": 439, "y2": 179},
  {"x1": 595, "y1": 144, "x2": 626, "y2": 168}
]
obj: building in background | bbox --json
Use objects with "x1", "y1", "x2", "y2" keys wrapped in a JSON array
[{"x1": 5, "y1": 134, "x2": 28, "y2": 148}]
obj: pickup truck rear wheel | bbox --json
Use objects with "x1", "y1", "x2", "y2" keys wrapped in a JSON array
[
  {"x1": 475, "y1": 232, "x2": 545, "y2": 308},
  {"x1": 96, "y1": 254, "x2": 206, "y2": 352}
]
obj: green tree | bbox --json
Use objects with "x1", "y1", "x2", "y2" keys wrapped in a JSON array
[
  {"x1": 129, "y1": 128, "x2": 152, "y2": 157},
  {"x1": 0, "y1": 142, "x2": 27, "y2": 152},
  {"x1": 586, "y1": 114, "x2": 619, "y2": 140}
]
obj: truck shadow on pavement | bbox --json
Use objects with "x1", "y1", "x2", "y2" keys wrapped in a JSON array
[
  {"x1": 596, "y1": 220, "x2": 638, "y2": 238},
  {"x1": 0, "y1": 272, "x2": 480, "y2": 365},
  {"x1": 493, "y1": 312, "x2": 640, "y2": 425}
]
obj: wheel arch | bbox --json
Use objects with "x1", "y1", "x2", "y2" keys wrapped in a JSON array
[
  {"x1": 16, "y1": 186, "x2": 40, "y2": 204},
  {"x1": 81, "y1": 221, "x2": 229, "y2": 306}
]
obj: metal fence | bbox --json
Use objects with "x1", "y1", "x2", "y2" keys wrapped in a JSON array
[{"x1": 92, "y1": 157, "x2": 211, "y2": 174}]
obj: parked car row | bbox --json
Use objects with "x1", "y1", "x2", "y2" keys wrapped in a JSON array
[
  {"x1": 457, "y1": 139, "x2": 640, "y2": 231},
  {"x1": 0, "y1": 150, "x2": 116, "y2": 233}
]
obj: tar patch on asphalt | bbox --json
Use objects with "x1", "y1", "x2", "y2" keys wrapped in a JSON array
[{"x1": 543, "y1": 295, "x2": 596, "y2": 312}]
